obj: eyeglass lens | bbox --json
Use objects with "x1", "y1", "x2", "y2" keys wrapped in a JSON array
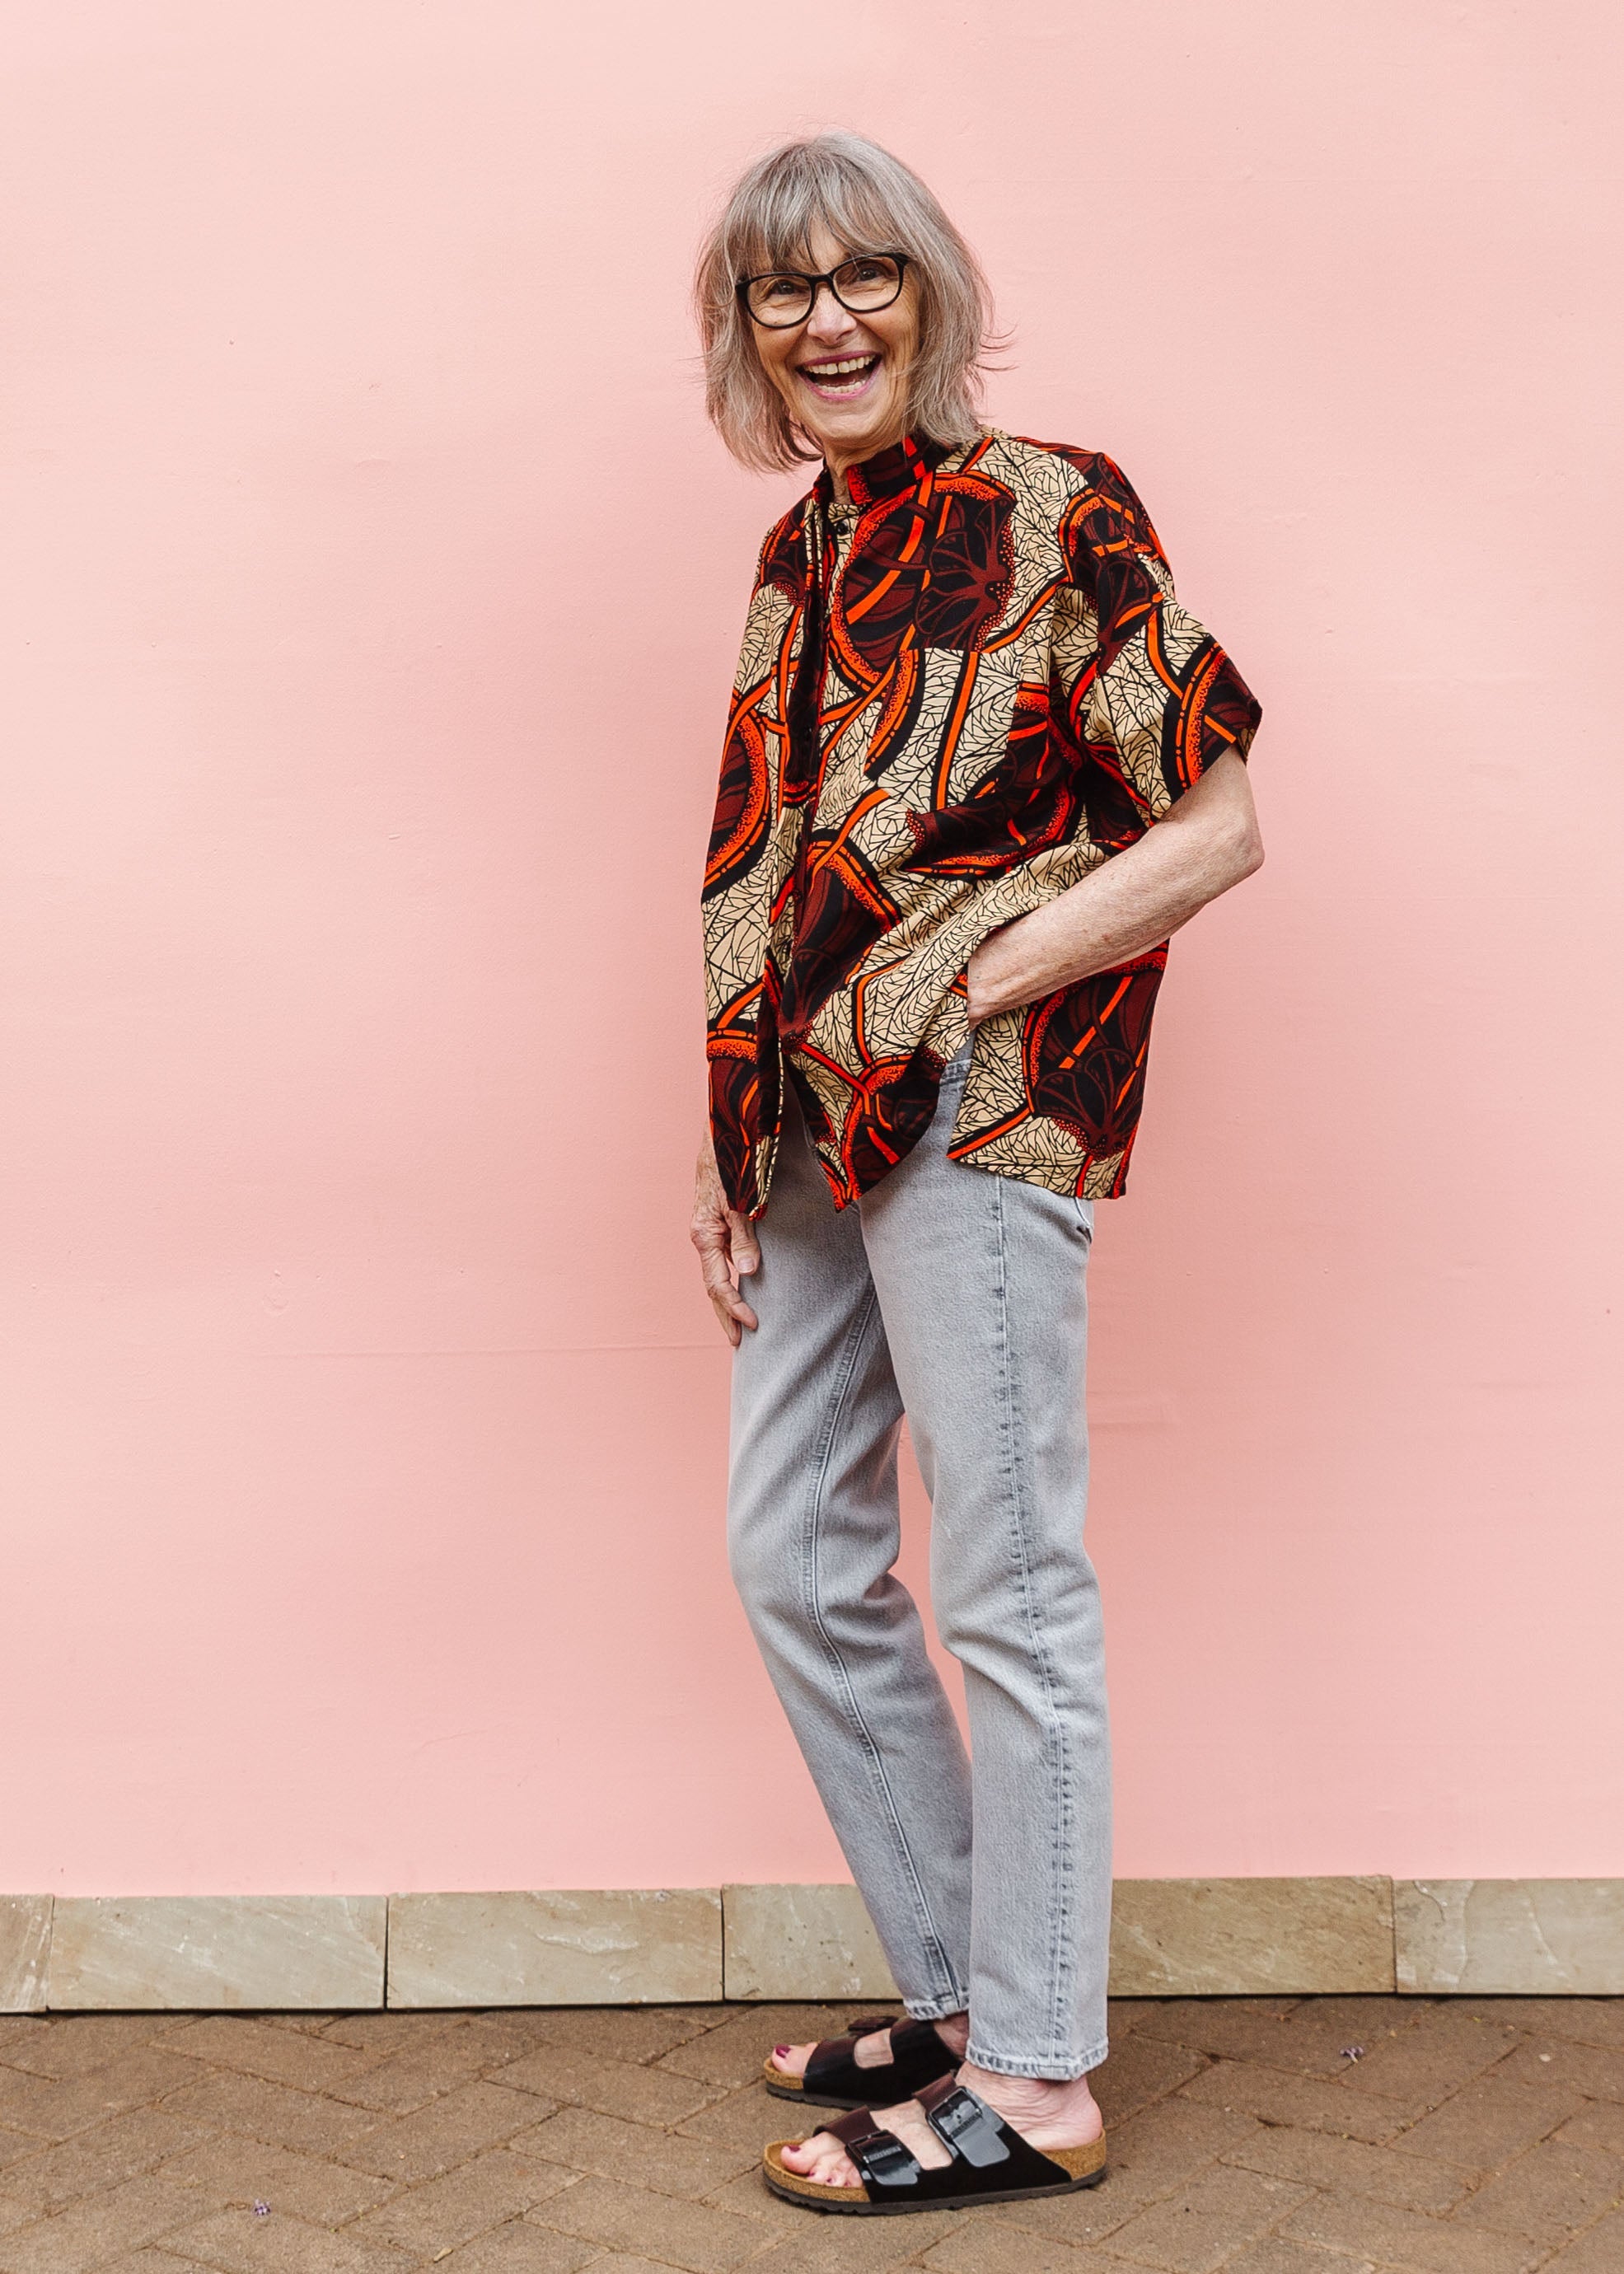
[{"x1": 745, "y1": 256, "x2": 904, "y2": 326}]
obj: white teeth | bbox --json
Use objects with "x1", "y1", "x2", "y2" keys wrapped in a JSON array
[{"x1": 803, "y1": 356, "x2": 878, "y2": 378}]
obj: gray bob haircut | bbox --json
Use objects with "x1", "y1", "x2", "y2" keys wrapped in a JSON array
[{"x1": 695, "y1": 132, "x2": 996, "y2": 475}]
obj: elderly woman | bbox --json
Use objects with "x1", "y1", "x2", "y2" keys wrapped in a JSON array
[{"x1": 691, "y1": 132, "x2": 1262, "y2": 2216}]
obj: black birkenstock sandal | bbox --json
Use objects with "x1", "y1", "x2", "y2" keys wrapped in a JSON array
[
  {"x1": 764, "y1": 2072, "x2": 1107, "y2": 2215},
  {"x1": 761, "y1": 2014, "x2": 957, "y2": 2108}
]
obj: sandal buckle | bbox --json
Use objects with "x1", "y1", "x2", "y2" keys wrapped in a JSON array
[
  {"x1": 928, "y1": 2085, "x2": 1011, "y2": 2169},
  {"x1": 849, "y1": 2127, "x2": 921, "y2": 2189}
]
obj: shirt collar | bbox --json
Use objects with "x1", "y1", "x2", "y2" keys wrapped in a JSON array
[{"x1": 817, "y1": 430, "x2": 956, "y2": 514}]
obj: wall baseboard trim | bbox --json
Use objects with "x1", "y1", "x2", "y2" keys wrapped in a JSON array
[{"x1": 5, "y1": 1879, "x2": 1622, "y2": 2013}]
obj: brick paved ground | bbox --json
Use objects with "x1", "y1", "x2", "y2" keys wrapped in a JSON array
[{"x1": 2, "y1": 1996, "x2": 1622, "y2": 2271}]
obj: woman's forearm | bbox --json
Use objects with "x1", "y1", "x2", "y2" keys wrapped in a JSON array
[{"x1": 965, "y1": 750, "x2": 1263, "y2": 1023}]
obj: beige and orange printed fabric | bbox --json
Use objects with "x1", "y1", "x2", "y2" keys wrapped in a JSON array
[{"x1": 703, "y1": 428, "x2": 1261, "y2": 1217}]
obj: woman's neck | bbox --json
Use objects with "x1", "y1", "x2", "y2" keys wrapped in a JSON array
[{"x1": 822, "y1": 418, "x2": 908, "y2": 502}]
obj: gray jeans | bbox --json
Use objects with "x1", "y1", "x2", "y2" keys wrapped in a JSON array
[{"x1": 728, "y1": 1046, "x2": 1110, "y2": 2078}]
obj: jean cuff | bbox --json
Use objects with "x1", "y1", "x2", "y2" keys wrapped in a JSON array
[
  {"x1": 902, "y1": 1995, "x2": 970, "y2": 2024},
  {"x1": 963, "y1": 2036, "x2": 1109, "y2": 2080}
]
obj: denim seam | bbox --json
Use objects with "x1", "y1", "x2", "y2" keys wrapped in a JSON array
[
  {"x1": 962, "y1": 2038, "x2": 1109, "y2": 2081},
  {"x1": 801, "y1": 1283, "x2": 968, "y2": 2014},
  {"x1": 988, "y1": 1172, "x2": 1076, "y2": 2072}
]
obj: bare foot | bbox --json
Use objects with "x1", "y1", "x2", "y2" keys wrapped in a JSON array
[
  {"x1": 778, "y1": 2094, "x2": 952, "y2": 2183},
  {"x1": 769, "y1": 2010, "x2": 967, "y2": 2080},
  {"x1": 964, "y1": 2063, "x2": 1105, "y2": 2150},
  {"x1": 778, "y1": 2056, "x2": 1102, "y2": 2189}
]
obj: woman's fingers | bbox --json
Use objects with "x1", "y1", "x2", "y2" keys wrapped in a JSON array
[
  {"x1": 711, "y1": 1219, "x2": 759, "y2": 1338},
  {"x1": 726, "y1": 1208, "x2": 761, "y2": 1280},
  {"x1": 690, "y1": 1211, "x2": 758, "y2": 1345},
  {"x1": 691, "y1": 1139, "x2": 759, "y2": 1344}
]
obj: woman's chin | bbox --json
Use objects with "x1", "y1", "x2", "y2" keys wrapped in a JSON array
[{"x1": 803, "y1": 401, "x2": 903, "y2": 463}]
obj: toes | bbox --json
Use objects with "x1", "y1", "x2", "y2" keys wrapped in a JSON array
[
  {"x1": 770, "y1": 2040, "x2": 815, "y2": 2076},
  {"x1": 781, "y1": 2131, "x2": 859, "y2": 2186}
]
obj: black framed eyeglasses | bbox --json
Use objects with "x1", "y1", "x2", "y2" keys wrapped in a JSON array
[{"x1": 735, "y1": 253, "x2": 910, "y2": 330}]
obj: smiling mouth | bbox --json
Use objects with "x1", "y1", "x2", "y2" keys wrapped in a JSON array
[{"x1": 796, "y1": 353, "x2": 882, "y2": 400}]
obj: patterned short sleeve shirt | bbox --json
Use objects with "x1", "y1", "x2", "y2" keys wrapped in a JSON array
[{"x1": 703, "y1": 428, "x2": 1261, "y2": 1218}]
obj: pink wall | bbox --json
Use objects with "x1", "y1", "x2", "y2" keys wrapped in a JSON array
[{"x1": 3, "y1": 1, "x2": 1620, "y2": 1897}]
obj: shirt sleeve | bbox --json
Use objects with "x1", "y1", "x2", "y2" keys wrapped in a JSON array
[{"x1": 1057, "y1": 453, "x2": 1261, "y2": 826}]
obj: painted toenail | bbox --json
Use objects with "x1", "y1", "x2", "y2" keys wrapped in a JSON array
[{"x1": 775, "y1": 2045, "x2": 789, "y2": 2057}]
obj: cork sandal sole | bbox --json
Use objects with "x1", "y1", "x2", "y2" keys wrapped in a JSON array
[
  {"x1": 763, "y1": 2132, "x2": 1107, "y2": 2215},
  {"x1": 760, "y1": 2058, "x2": 872, "y2": 2108}
]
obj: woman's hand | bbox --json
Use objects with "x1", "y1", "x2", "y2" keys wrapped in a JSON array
[
  {"x1": 965, "y1": 750, "x2": 1264, "y2": 1024},
  {"x1": 691, "y1": 1134, "x2": 761, "y2": 1345}
]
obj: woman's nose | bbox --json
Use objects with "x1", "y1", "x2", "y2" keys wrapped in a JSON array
[{"x1": 804, "y1": 283, "x2": 857, "y2": 338}]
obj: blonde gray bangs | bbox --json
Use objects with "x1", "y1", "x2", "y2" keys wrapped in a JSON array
[{"x1": 694, "y1": 131, "x2": 996, "y2": 475}]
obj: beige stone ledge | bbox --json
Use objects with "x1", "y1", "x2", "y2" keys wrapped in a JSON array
[
  {"x1": 721, "y1": 1877, "x2": 1399, "y2": 2002},
  {"x1": 1, "y1": 1895, "x2": 53, "y2": 2013},
  {"x1": 723, "y1": 1881, "x2": 898, "y2": 2000},
  {"x1": 1396, "y1": 1879, "x2": 1624, "y2": 1995},
  {"x1": 47, "y1": 1896, "x2": 386, "y2": 2011},
  {"x1": 16, "y1": 1879, "x2": 1622, "y2": 2007},
  {"x1": 386, "y1": 1888, "x2": 723, "y2": 2007},
  {"x1": 1109, "y1": 1877, "x2": 1397, "y2": 1996}
]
